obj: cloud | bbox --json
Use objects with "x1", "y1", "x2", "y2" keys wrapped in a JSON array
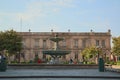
[
  {"x1": 16, "y1": 0, "x2": 74, "y2": 21},
  {"x1": 0, "y1": 0, "x2": 75, "y2": 24},
  {"x1": 0, "y1": 0, "x2": 75, "y2": 32}
]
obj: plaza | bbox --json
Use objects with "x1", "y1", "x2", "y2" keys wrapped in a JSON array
[
  {"x1": 0, "y1": 68, "x2": 120, "y2": 80},
  {"x1": 0, "y1": 0, "x2": 120, "y2": 80},
  {"x1": 1, "y1": 29, "x2": 119, "y2": 80}
]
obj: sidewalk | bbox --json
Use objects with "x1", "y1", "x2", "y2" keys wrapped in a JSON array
[
  {"x1": 105, "y1": 65, "x2": 120, "y2": 73},
  {"x1": 112, "y1": 65, "x2": 120, "y2": 69},
  {"x1": 0, "y1": 69, "x2": 120, "y2": 78}
]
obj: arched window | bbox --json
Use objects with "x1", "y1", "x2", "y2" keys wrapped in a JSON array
[{"x1": 74, "y1": 39, "x2": 78, "y2": 48}]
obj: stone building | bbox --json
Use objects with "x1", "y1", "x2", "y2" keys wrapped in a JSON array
[{"x1": 19, "y1": 30, "x2": 111, "y2": 62}]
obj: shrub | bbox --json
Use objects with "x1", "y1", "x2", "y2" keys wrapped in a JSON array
[
  {"x1": 11, "y1": 60, "x2": 18, "y2": 64},
  {"x1": 117, "y1": 61, "x2": 120, "y2": 65},
  {"x1": 34, "y1": 55, "x2": 39, "y2": 63}
]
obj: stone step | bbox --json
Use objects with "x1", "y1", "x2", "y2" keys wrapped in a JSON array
[{"x1": 0, "y1": 75, "x2": 120, "y2": 79}]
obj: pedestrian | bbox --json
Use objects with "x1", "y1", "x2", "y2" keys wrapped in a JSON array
[
  {"x1": 69, "y1": 58, "x2": 73, "y2": 64},
  {"x1": 37, "y1": 58, "x2": 41, "y2": 63}
]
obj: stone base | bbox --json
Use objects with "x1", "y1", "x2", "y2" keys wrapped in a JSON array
[{"x1": 8, "y1": 64, "x2": 99, "y2": 69}]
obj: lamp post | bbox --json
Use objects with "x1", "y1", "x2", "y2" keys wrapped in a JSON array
[{"x1": 29, "y1": 29, "x2": 32, "y2": 61}]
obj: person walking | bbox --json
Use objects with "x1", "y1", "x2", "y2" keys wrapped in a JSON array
[{"x1": 69, "y1": 58, "x2": 73, "y2": 64}]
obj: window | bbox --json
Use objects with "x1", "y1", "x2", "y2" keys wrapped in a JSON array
[
  {"x1": 96, "y1": 40, "x2": 99, "y2": 46},
  {"x1": 22, "y1": 39, "x2": 26, "y2": 48},
  {"x1": 34, "y1": 39, "x2": 39, "y2": 47},
  {"x1": 43, "y1": 40, "x2": 46, "y2": 49},
  {"x1": 74, "y1": 39, "x2": 78, "y2": 48},
  {"x1": 35, "y1": 51, "x2": 39, "y2": 56},
  {"x1": 102, "y1": 40, "x2": 106, "y2": 47},
  {"x1": 34, "y1": 51, "x2": 39, "y2": 59},
  {"x1": 62, "y1": 40, "x2": 66, "y2": 47},
  {"x1": 50, "y1": 41, "x2": 53, "y2": 48},
  {"x1": 82, "y1": 39, "x2": 86, "y2": 48}
]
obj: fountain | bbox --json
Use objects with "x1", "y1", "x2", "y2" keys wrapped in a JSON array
[{"x1": 42, "y1": 34, "x2": 70, "y2": 64}]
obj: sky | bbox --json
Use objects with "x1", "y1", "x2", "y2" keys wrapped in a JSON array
[{"x1": 0, "y1": 0, "x2": 120, "y2": 37}]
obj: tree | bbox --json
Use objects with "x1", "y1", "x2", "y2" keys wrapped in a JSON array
[
  {"x1": 81, "y1": 46, "x2": 102, "y2": 64},
  {"x1": 0, "y1": 29, "x2": 23, "y2": 62},
  {"x1": 112, "y1": 36, "x2": 120, "y2": 56},
  {"x1": 0, "y1": 31, "x2": 5, "y2": 51}
]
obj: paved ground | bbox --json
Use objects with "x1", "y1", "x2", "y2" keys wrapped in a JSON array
[
  {"x1": 0, "y1": 78, "x2": 119, "y2": 80},
  {"x1": 112, "y1": 65, "x2": 120, "y2": 69},
  {"x1": 0, "y1": 69, "x2": 120, "y2": 80},
  {"x1": 0, "y1": 69, "x2": 120, "y2": 76}
]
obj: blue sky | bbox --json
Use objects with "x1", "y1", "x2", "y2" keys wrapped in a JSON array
[{"x1": 0, "y1": 0, "x2": 120, "y2": 37}]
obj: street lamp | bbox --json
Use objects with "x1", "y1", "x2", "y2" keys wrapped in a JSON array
[{"x1": 29, "y1": 29, "x2": 32, "y2": 61}]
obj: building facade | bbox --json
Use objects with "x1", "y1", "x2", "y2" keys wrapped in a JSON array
[{"x1": 19, "y1": 30, "x2": 111, "y2": 62}]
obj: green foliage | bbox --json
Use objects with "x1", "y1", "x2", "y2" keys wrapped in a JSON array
[
  {"x1": 11, "y1": 60, "x2": 19, "y2": 64},
  {"x1": 34, "y1": 55, "x2": 39, "y2": 63},
  {"x1": 0, "y1": 29, "x2": 22, "y2": 56},
  {"x1": 116, "y1": 61, "x2": 120, "y2": 65},
  {"x1": 81, "y1": 46, "x2": 102, "y2": 64},
  {"x1": 64, "y1": 61, "x2": 69, "y2": 64},
  {"x1": 109, "y1": 61, "x2": 117, "y2": 65},
  {"x1": 112, "y1": 36, "x2": 120, "y2": 56}
]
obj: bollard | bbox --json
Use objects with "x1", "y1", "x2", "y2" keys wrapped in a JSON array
[
  {"x1": 98, "y1": 58, "x2": 105, "y2": 72},
  {"x1": 0, "y1": 58, "x2": 7, "y2": 72}
]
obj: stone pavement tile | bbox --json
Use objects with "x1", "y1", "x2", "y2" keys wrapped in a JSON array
[
  {"x1": 0, "y1": 78, "x2": 120, "y2": 80},
  {"x1": 0, "y1": 69, "x2": 120, "y2": 77}
]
